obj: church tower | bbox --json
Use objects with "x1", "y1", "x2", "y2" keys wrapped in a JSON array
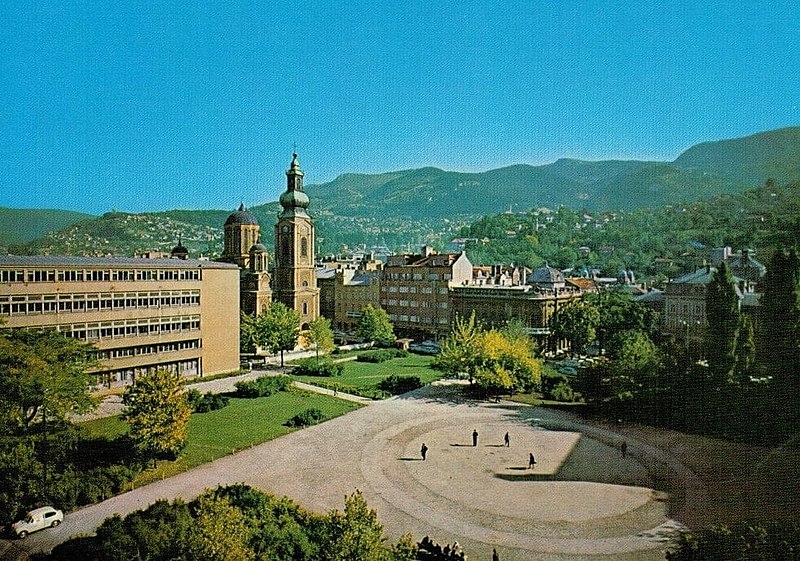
[{"x1": 273, "y1": 153, "x2": 319, "y2": 327}]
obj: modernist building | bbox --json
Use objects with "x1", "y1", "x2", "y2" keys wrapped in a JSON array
[
  {"x1": 0, "y1": 255, "x2": 240, "y2": 387},
  {"x1": 273, "y1": 153, "x2": 320, "y2": 327}
]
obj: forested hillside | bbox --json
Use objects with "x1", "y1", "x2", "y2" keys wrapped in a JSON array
[{"x1": 461, "y1": 178, "x2": 800, "y2": 282}]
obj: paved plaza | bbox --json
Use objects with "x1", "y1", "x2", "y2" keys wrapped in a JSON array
[{"x1": 4, "y1": 380, "x2": 703, "y2": 561}]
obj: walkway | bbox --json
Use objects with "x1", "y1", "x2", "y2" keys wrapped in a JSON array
[{"x1": 3, "y1": 381, "x2": 703, "y2": 561}]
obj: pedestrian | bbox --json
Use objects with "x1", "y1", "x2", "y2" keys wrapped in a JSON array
[
  {"x1": 472, "y1": 429, "x2": 479, "y2": 446},
  {"x1": 528, "y1": 452, "x2": 536, "y2": 469},
  {"x1": 420, "y1": 443, "x2": 428, "y2": 461},
  {"x1": 504, "y1": 432, "x2": 510, "y2": 447},
  {"x1": 493, "y1": 546, "x2": 500, "y2": 561},
  {"x1": 621, "y1": 440, "x2": 627, "y2": 458}
]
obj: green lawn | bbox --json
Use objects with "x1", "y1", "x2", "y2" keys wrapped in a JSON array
[
  {"x1": 292, "y1": 354, "x2": 442, "y2": 393},
  {"x1": 78, "y1": 388, "x2": 360, "y2": 486}
]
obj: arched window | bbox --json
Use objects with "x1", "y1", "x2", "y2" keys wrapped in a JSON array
[{"x1": 300, "y1": 237, "x2": 308, "y2": 258}]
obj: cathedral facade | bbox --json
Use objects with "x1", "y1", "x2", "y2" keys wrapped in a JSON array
[{"x1": 220, "y1": 153, "x2": 319, "y2": 325}]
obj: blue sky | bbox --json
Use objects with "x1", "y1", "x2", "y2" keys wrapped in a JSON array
[{"x1": 2, "y1": 1, "x2": 798, "y2": 215}]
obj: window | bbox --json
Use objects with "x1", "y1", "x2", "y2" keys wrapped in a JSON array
[{"x1": 301, "y1": 237, "x2": 308, "y2": 257}]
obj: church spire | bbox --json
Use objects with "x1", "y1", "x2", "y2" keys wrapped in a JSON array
[{"x1": 279, "y1": 152, "x2": 310, "y2": 217}]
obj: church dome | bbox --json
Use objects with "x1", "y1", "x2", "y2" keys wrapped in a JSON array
[
  {"x1": 249, "y1": 242, "x2": 268, "y2": 254},
  {"x1": 225, "y1": 204, "x2": 258, "y2": 226},
  {"x1": 279, "y1": 188, "x2": 310, "y2": 210},
  {"x1": 170, "y1": 237, "x2": 189, "y2": 260},
  {"x1": 531, "y1": 263, "x2": 565, "y2": 284}
]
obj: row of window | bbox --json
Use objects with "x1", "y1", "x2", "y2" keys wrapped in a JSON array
[
  {"x1": 94, "y1": 339, "x2": 201, "y2": 360},
  {"x1": 0, "y1": 290, "x2": 200, "y2": 316},
  {"x1": 97, "y1": 358, "x2": 200, "y2": 386},
  {"x1": 0, "y1": 267, "x2": 201, "y2": 284},
  {"x1": 388, "y1": 313, "x2": 449, "y2": 324},
  {"x1": 384, "y1": 272, "x2": 452, "y2": 281},
  {"x1": 62, "y1": 316, "x2": 201, "y2": 342},
  {"x1": 383, "y1": 299, "x2": 448, "y2": 309},
  {"x1": 381, "y1": 286, "x2": 447, "y2": 295}
]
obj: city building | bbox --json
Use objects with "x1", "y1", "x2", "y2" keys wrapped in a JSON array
[
  {"x1": 450, "y1": 263, "x2": 593, "y2": 351},
  {"x1": 381, "y1": 247, "x2": 473, "y2": 338},
  {"x1": 273, "y1": 153, "x2": 320, "y2": 327},
  {"x1": 0, "y1": 255, "x2": 240, "y2": 387}
]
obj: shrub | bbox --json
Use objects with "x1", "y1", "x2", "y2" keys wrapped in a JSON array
[
  {"x1": 550, "y1": 380, "x2": 582, "y2": 402},
  {"x1": 234, "y1": 375, "x2": 290, "y2": 398},
  {"x1": 293, "y1": 359, "x2": 343, "y2": 377},
  {"x1": 285, "y1": 408, "x2": 325, "y2": 428},
  {"x1": 378, "y1": 374, "x2": 423, "y2": 395},
  {"x1": 186, "y1": 390, "x2": 230, "y2": 413},
  {"x1": 356, "y1": 349, "x2": 409, "y2": 363}
]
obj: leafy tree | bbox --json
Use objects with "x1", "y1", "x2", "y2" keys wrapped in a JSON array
[
  {"x1": 355, "y1": 305, "x2": 396, "y2": 347},
  {"x1": 307, "y1": 316, "x2": 336, "y2": 363},
  {"x1": 548, "y1": 299, "x2": 600, "y2": 354},
  {"x1": 325, "y1": 490, "x2": 388, "y2": 561},
  {"x1": 0, "y1": 329, "x2": 97, "y2": 432},
  {"x1": 122, "y1": 368, "x2": 191, "y2": 460},
  {"x1": 257, "y1": 302, "x2": 301, "y2": 367},
  {"x1": 705, "y1": 262, "x2": 741, "y2": 384},
  {"x1": 585, "y1": 291, "x2": 656, "y2": 357},
  {"x1": 185, "y1": 494, "x2": 255, "y2": 561},
  {"x1": 433, "y1": 311, "x2": 482, "y2": 382},
  {"x1": 240, "y1": 313, "x2": 258, "y2": 354}
]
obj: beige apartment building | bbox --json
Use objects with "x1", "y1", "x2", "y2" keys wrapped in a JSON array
[
  {"x1": 0, "y1": 256, "x2": 240, "y2": 387},
  {"x1": 381, "y1": 247, "x2": 473, "y2": 338}
]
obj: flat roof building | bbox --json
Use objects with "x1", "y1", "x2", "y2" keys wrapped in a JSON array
[{"x1": 0, "y1": 255, "x2": 240, "y2": 388}]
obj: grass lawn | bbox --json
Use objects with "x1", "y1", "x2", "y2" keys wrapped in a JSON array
[
  {"x1": 78, "y1": 388, "x2": 360, "y2": 487},
  {"x1": 292, "y1": 354, "x2": 442, "y2": 393}
]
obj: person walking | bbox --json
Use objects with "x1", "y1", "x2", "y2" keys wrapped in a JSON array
[
  {"x1": 420, "y1": 443, "x2": 428, "y2": 461},
  {"x1": 621, "y1": 440, "x2": 627, "y2": 458},
  {"x1": 492, "y1": 546, "x2": 500, "y2": 561},
  {"x1": 528, "y1": 452, "x2": 536, "y2": 469},
  {"x1": 504, "y1": 432, "x2": 510, "y2": 447},
  {"x1": 472, "y1": 429, "x2": 479, "y2": 447}
]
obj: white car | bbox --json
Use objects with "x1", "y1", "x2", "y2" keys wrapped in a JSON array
[{"x1": 11, "y1": 506, "x2": 63, "y2": 539}]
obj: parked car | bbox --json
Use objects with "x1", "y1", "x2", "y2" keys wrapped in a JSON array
[{"x1": 11, "y1": 506, "x2": 63, "y2": 539}]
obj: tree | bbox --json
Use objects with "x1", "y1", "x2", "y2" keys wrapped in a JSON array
[
  {"x1": 586, "y1": 291, "x2": 656, "y2": 357},
  {"x1": 735, "y1": 314, "x2": 755, "y2": 383},
  {"x1": 257, "y1": 302, "x2": 301, "y2": 367},
  {"x1": 433, "y1": 311, "x2": 482, "y2": 382},
  {"x1": 240, "y1": 313, "x2": 258, "y2": 355},
  {"x1": 0, "y1": 329, "x2": 97, "y2": 432},
  {"x1": 355, "y1": 305, "x2": 396, "y2": 347},
  {"x1": 705, "y1": 262, "x2": 741, "y2": 384},
  {"x1": 185, "y1": 494, "x2": 255, "y2": 561},
  {"x1": 548, "y1": 299, "x2": 600, "y2": 355},
  {"x1": 307, "y1": 317, "x2": 335, "y2": 364},
  {"x1": 122, "y1": 368, "x2": 191, "y2": 460},
  {"x1": 325, "y1": 490, "x2": 387, "y2": 561},
  {"x1": 758, "y1": 249, "x2": 800, "y2": 387}
]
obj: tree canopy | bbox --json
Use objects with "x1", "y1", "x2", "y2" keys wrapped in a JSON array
[
  {"x1": 252, "y1": 302, "x2": 302, "y2": 367},
  {"x1": 122, "y1": 368, "x2": 191, "y2": 459},
  {"x1": 0, "y1": 329, "x2": 97, "y2": 432},
  {"x1": 307, "y1": 316, "x2": 336, "y2": 363},
  {"x1": 355, "y1": 305, "x2": 396, "y2": 347}
]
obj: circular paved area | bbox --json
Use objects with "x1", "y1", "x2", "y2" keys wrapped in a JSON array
[{"x1": 6, "y1": 380, "x2": 700, "y2": 561}]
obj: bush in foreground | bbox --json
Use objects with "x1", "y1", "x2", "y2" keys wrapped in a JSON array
[
  {"x1": 44, "y1": 485, "x2": 420, "y2": 561},
  {"x1": 285, "y1": 408, "x2": 325, "y2": 427}
]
